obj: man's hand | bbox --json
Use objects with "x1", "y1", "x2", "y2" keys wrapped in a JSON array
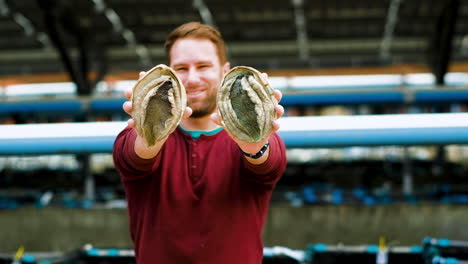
[
  {"x1": 122, "y1": 71, "x2": 192, "y2": 130},
  {"x1": 211, "y1": 73, "x2": 284, "y2": 164},
  {"x1": 123, "y1": 71, "x2": 193, "y2": 159}
]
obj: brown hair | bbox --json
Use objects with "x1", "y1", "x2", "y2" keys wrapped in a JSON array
[{"x1": 164, "y1": 22, "x2": 228, "y2": 65}]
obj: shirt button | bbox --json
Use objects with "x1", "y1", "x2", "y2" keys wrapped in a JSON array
[
  {"x1": 192, "y1": 165, "x2": 197, "y2": 169},
  {"x1": 192, "y1": 154, "x2": 197, "y2": 158}
]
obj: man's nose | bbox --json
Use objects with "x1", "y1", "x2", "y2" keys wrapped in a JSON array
[{"x1": 185, "y1": 68, "x2": 201, "y2": 87}]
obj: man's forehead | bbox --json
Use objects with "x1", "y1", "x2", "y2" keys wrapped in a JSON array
[{"x1": 170, "y1": 38, "x2": 220, "y2": 66}]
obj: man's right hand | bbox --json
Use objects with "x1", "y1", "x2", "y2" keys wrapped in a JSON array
[
  {"x1": 122, "y1": 71, "x2": 147, "y2": 129},
  {"x1": 122, "y1": 71, "x2": 193, "y2": 130},
  {"x1": 123, "y1": 71, "x2": 192, "y2": 159}
]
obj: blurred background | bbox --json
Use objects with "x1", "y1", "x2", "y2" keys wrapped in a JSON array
[{"x1": 1, "y1": 0, "x2": 468, "y2": 263}]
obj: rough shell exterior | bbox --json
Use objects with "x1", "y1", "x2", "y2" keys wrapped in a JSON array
[
  {"x1": 217, "y1": 66, "x2": 277, "y2": 142},
  {"x1": 131, "y1": 64, "x2": 186, "y2": 146}
]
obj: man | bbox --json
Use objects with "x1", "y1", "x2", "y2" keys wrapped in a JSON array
[{"x1": 113, "y1": 22, "x2": 287, "y2": 264}]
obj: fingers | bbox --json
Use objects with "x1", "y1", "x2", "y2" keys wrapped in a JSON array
[
  {"x1": 123, "y1": 101, "x2": 133, "y2": 115},
  {"x1": 262, "y1": 73, "x2": 284, "y2": 120},
  {"x1": 273, "y1": 89, "x2": 282, "y2": 102},
  {"x1": 270, "y1": 105, "x2": 283, "y2": 134},
  {"x1": 261, "y1": 72, "x2": 282, "y2": 103},
  {"x1": 275, "y1": 104, "x2": 284, "y2": 119},
  {"x1": 124, "y1": 70, "x2": 145, "y2": 101},
  {"x1": 210, "y1": 112, "x2": 223, "y2": 127},
  {"x1": 124, "y1": 70, "x2": 147, "y2": 129},
  {"x1": 124, "y1": 70, "x2": 146, "y2": 116},
  {"x1": 268, "y1": 104, "x2": 283, "y2": 136},
  {"x1": 127, "y1": 118, "x2": 135, "y2": 129},
  {"x1": 124, "y1": 87, "x2": 132, "y2": 100},
  {"x1": 271, "y1": 120, "x2": 280, "y2": 133},
  {"x1": 183, "y1": 107, "x2": 193, "y2": 119},
  {"x1": 124, "y1": 71, "x2": 146, "y2": 100}
]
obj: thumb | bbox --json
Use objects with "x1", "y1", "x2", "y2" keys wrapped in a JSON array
[
  {"x1": 210, "y1": 112, "x2": 223, "y2": 126},
  {"x1": 183, "y1": 107, "x2": 193, "y2": 119}
]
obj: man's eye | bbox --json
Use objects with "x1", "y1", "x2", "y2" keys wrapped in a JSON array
[{"x1": 175, "y1": 68, "x2": 187, "y2": 71}]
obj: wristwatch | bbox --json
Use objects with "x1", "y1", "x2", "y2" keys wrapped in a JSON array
[{"x1": 240, "y1": 142, "x2": 270, "y2": 159}]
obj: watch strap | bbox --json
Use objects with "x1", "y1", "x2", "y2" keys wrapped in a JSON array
[{"x1": 240, "y1": 142, "x2": 270, "y2": 159}]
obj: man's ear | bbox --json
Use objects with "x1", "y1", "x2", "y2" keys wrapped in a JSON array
[{"x1": 223, "y1": 62, "x2": 231, "y2": 74}]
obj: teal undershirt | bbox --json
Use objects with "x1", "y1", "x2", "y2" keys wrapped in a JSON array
[{"x1": 179, "y1": 126, "x2": 224, "y2": 140}]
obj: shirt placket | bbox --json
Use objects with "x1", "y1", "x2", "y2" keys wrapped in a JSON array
[{"x1": 189, "y1": 140, "x2": 201, "y2": 184}]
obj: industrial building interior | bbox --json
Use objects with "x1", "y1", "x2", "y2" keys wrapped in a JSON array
[{"x1": 1, "y1": 0, "x2": 468, "y2": 263}]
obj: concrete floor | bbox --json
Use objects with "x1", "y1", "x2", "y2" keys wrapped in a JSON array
[{"x1": 1, "y1": 204, "x2": 467, "y2": 252}]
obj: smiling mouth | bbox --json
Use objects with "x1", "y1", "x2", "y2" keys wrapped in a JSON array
[{"x1": 186, "y1": 89, "x2": 204, "y2": 97}]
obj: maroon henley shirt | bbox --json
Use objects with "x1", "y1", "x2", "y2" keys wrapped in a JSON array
[{"x1": 113, "y1": 126, "x2": 287, "y2": 264}]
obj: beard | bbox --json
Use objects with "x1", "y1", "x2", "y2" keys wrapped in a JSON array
[{"x1": 188, "y1": 88, "x2": 218, "y2": 118}]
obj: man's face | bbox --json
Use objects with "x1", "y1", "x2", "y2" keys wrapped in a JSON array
[{"x1": 169, "y1": 38, "x2": 230, "y2": 118}]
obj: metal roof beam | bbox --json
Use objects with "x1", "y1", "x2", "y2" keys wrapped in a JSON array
[
  {"x1": 380, "y1": 0, "x2": 402, "y2": 60},
  {"x1": 428, "y1": 0, "x2": 460, "y2": 85},
  {"x1": 0, "y1": 0, "x2": 52, "y2": 50},
  {"x1": 193, "y1": 0, "x2": 217, "y2": 28},
  {"x1": 291, "y1": 0, "x2": 309, "y2": 60},
  {"x1": 91, "y1": 0, "x2": 152, "y2": 68}
]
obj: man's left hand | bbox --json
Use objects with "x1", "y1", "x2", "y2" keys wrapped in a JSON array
[{"x1": 211, "y1": 74, "x2": 284, "y2": 163}]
